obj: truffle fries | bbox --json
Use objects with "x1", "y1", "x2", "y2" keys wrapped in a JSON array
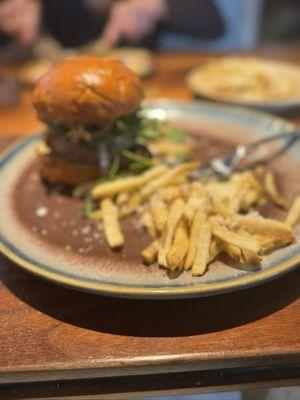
[{"x1": 86, "y1": 163, "x2": 297, "y2": 276}]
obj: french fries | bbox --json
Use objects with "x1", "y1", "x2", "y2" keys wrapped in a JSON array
[
  {"x1": 264, "y1": 171, "x2": 286, "y2": 207},
  {"x1": 183, "y1": 194, "x2": 204, "y2": 225},
  {"x1": 148, "y1": 138, "x2": 193, "y2": 162},
  {"x1": 156, "y1": 186, "x2": 181, "y2": 202},
  {"x1": 192, "y1": 222, "x2": 212, "y2": 276},
  {"x1": 285, "y1": 196, "x2": 300, "y2": 227},
  {"x1": 101, "y1": 198, "x2": 124, "y2": 249},
  {"x1": 236, "y1": 215, "x2": 293, "y2": 240},
  {"x1": 213, "y1": 224, "x2": 261, "y2": 254},
  {"x1": 166, "y1": 220, "x2": 189, "y2": 270},
  {"x1": 235, "y1": 215, "x2": 294, "y2": 251},
  {"x1": 158, "y1": 198, "x2": 185, "y2": 267},
  {"x1": 149, "y1": 199, "x2": 168, "y2": 232},
  {"x1": 116, "y1": 192, "x2": 130, "y2": 206},
  {"x1": 211, "y1": 196, "x2": 233, "y2": 218},
  {"x1": 141, "y1": 162, "x2": 199, "y2": 199},
  {"x1": 222, "y1": 243, "x2": 242, "y2": 261},
  {"x1": 92, "y1": 165, "x2": 167, "y2": 199},
  {"x1": 241, "y1": 250, "x2": 262, "y2": 266},
  {"x1": 141, "y1": 211, "x2": 157, "y2": 238},
  {"x1": 142, "y1": 241, "x2": 159, "y2": 265},
  {"x1": 119, "y1": 192, "x2": 141, "y2": 218},
  {"x1": 77, "y1": 156, "x2": 299, "y2": 277},
  {"x1": 184, "y1": 209, "x2": 207, "y2": 270},
  {"x1": 209, "y1": 239, "x2": 223, "y2": 262}
]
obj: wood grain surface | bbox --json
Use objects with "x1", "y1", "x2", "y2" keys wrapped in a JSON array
[{"x1": 0, "y1": 50, "x2": 300, "y2": 399}]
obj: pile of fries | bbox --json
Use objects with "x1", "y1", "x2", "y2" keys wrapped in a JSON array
[{"x1": 85, "y1": 162, "x2": 300, "y2": 276}]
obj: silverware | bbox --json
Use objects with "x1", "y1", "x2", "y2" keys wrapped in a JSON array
[{"x1": 194, "y1": 130, "x2": 300, "y2": 179}]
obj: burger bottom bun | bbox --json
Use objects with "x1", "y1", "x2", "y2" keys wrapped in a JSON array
[{"x1": 38, "y1": 153, "x2": 101, "y2": 186}]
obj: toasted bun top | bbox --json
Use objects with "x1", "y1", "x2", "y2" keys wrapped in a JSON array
[{"x1": 32, "y1": 55, "x2": 144, "y2": 126}]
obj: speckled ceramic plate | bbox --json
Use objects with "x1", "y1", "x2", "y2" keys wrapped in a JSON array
[
  {"x1": 187, "y1": 65, "x2": 300, "y2": 115},
  {"x1": 1, "y1": 101, "x2": 299, "y2": 299}
]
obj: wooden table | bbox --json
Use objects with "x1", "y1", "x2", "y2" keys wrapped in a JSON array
[{"x1": 0, "y1": 51, "x2": 299, "y2": 400}]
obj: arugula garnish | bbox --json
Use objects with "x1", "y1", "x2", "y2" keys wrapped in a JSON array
[
  {"x1": 107, "y1": 156, "x2": 121, "y2": 180},
  {"x1": 50, "y1": 112, "x2": 187, "y2": 194}
]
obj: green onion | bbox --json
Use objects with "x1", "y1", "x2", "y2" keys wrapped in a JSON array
[
  {"x1": 122, "y1": 149, "x2": 152, "y2": 165},
  {"x1": 129, "y1": 162, "x2": 150, "y2": 175},
  {"x1": 258, "y1": 198, "x2": 269, "y2": 206},
  {"x1": 158, "y1": 123, "x2": 185, "y2": 142},
  {"x1": 107, "y1": 156, "x2": 121, "y2": 180},
  {"x1": 122, "y1": 149, "x2": 153, "y2": 174},
  {"x1": 83, "y1": 194, "x2": 94, "y2": 219}
]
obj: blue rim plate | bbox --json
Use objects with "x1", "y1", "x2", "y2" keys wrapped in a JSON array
[{"x1": 0, "y1": 100, "x2": 299, "y2": 299}]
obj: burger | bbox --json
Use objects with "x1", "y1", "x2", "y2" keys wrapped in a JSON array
[{"x1": 32, "y1": 55, "x2": 146, "y2": 186}]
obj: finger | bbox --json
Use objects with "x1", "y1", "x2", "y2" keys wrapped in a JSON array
[
  {"x1": 19, "y1": 21, "x2": 38, "y2": 47},
  {"x1": 0, "y1": 15, "x2": 20, "y2": 34},
  {"x1": 18, "y1": 3, "x2": 40, "y2": 47},
  {"x1": 102, "y1": 3, "x2": 126, "y2": 45},
  {"x1": 102, "y1": 18, "x2": 122, "y2": 46},
  {"x1": 118, "y1": 12, "x2": 153, "y2": 42},
  {"x1": 108, "y1": 4, "x2": 138, "y2": 42},
  {"x1": 0, "y1": 0, "x2": 22, "y2": 20},
  {"x1": 128, "y1": 15, "x2": 154, "y2": 40}
]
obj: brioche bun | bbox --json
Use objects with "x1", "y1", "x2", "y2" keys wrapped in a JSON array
[{"x1": 32, "y1": 55, "x2": 143, "y2": 126}]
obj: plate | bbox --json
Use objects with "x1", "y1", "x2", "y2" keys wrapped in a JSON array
[
  {"x1": 0, "y1": 100, "x2": 299, "y2": 299},
  {"x1": 187, "y1": 58, "x2": 300, "y2": 115}
]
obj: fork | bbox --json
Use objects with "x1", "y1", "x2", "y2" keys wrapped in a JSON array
[{"x1": 193, "y1": 130, "x2": 300, "y2": 179}]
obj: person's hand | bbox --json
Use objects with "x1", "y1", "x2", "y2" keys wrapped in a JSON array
[
  {"x1": 102, "y1": 0, "x2": 168, "y2": 46},
  {"x1": 0, "y1": 0, "x2": 41, "y2": 48}
]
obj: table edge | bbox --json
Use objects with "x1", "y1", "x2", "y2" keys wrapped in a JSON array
[{"x1": 1, "y1": 352, "x2": 300, "y2": 384}]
